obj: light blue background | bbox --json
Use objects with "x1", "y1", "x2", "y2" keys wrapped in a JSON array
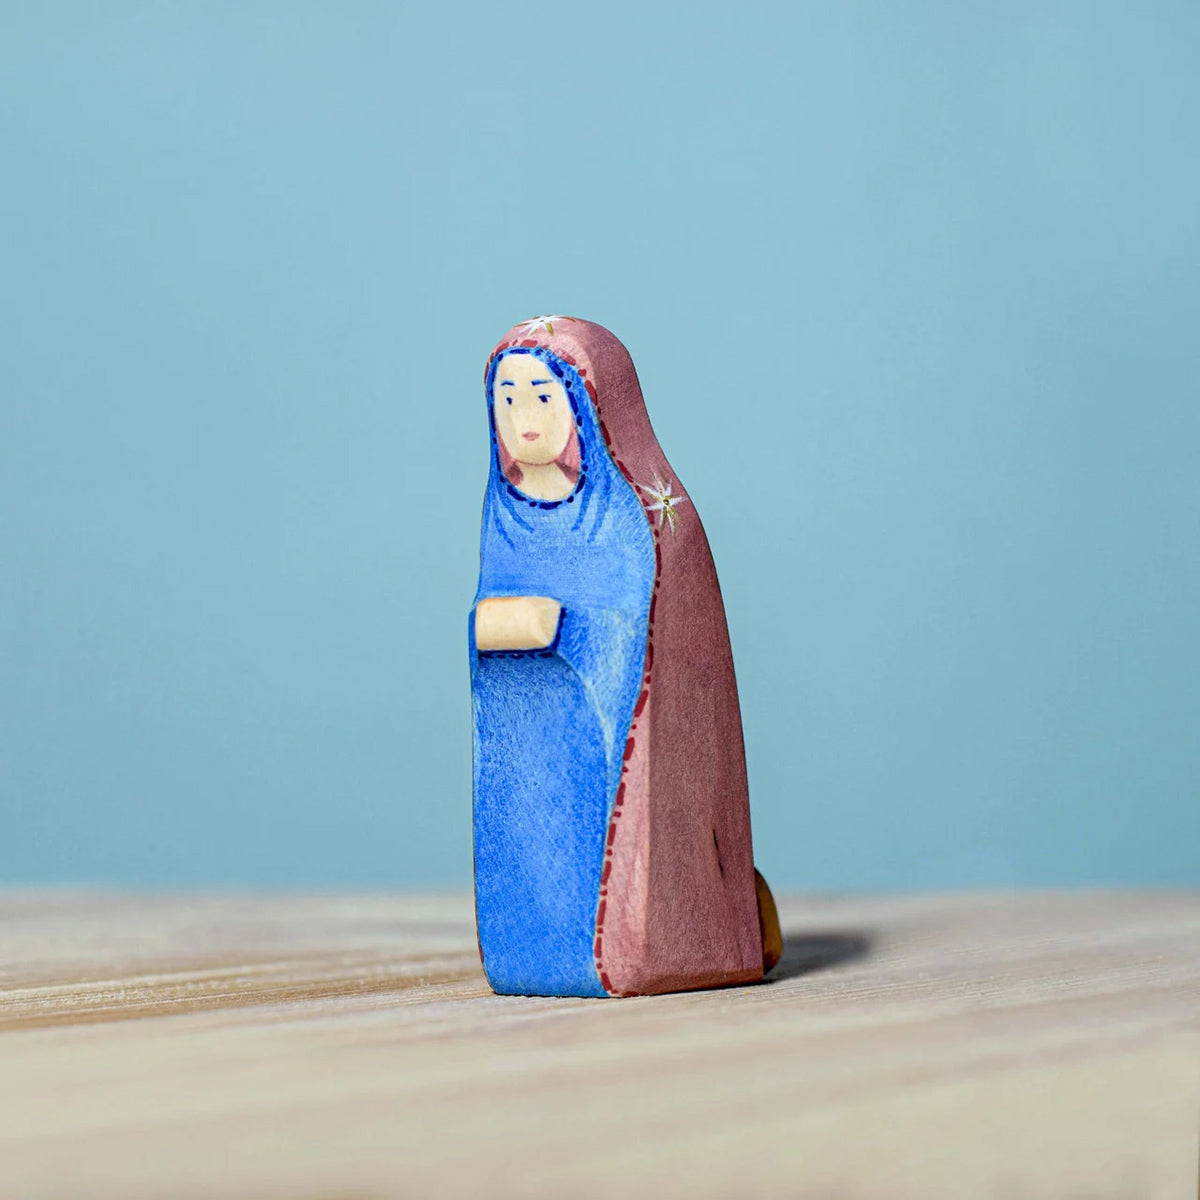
[{"x1": 2, "y1": 3, "x2": 1197, "y2": 889}]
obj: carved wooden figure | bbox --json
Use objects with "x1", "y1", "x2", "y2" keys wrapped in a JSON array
[{"x1": 470, "y1": 316, "x2": 780, "y2": 997}]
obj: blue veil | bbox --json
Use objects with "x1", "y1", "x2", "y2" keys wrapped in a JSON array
[{"x1": 470, "y1": 347, "x2": 655, "y2": 996}]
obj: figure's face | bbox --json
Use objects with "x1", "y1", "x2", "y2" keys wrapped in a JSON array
[{"x1": 492, "y1": 353, "x2": 574, "y2": 466}]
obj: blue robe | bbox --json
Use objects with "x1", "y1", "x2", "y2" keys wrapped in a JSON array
[{"x1": 470, "y1": 348, "x2": 655, "y2": 996}]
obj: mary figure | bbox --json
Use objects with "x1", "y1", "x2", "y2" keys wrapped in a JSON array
[{"x1": 470, "y1": 316, "x2": 778, "y2": 997}]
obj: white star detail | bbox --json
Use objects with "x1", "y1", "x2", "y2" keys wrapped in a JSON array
[
  {"x1": 642, "y1": 473, "x2": 688, "y2": 533},
  {"x1": 518, "y1": 314, "x2": 570, "y2": 336}
]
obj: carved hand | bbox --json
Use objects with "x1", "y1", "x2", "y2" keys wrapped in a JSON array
[{"x1": 474, "y1": 596, "x2": 562, "y2": 652}]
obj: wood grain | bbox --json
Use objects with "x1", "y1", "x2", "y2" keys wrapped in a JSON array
[{"x1": 0, "y1": 890, "x2": 1196, "y2": 1198}]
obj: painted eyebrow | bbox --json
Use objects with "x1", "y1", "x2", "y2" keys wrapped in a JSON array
[
  {"x1": 499, "y1": 380, "x2": 515, "y2": 387},
  {"x1": 531, "y1": 378, "x2": 552, "y2": 385}
]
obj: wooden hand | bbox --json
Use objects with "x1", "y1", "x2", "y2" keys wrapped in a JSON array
[{"x1": 474, "y1": 596, "x2": 562, "y2": 651}]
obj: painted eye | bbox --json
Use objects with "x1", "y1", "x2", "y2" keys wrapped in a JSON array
[
  {"x1": 505, "y1": 397, "x2": 513, "y2": 405},
  {"x1": 539, "y1": 394, "x2": 550, "y2": 403}
]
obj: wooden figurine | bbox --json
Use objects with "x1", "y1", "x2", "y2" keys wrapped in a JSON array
[{"x1": 470, "y1": 316, "x2": 781, "y2": 997}]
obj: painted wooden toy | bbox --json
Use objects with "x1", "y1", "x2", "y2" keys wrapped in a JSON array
[{"x1": 470, "y1": 316, "x2": 781, "y2": 997}]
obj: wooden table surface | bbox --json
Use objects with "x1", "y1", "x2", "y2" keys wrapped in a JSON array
[{"x1": 0, "y1": 890, "x2": 1196, "y2": 1199}]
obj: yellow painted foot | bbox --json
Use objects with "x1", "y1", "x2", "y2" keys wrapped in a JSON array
[{"x1": 755, "y1": 869, "x2": 782, "y2": 975}]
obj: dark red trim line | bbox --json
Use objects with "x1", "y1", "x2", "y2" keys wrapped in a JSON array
[{"x1": 593, "y1": 415, "x2": 664, "y2": 995}]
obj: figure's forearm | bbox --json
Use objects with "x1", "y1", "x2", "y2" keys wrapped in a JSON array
[{"x1": 474, "y1": 596, "x2": 562, "y2": 651}]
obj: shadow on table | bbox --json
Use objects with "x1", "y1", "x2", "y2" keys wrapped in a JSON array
[{"x1": 766, "y1": 929, "x2": 873, "y2": 983}]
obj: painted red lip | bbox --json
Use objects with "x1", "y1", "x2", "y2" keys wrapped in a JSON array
[{"x1": 521, "y1": 432, "x2": 540, "y2": 441}]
